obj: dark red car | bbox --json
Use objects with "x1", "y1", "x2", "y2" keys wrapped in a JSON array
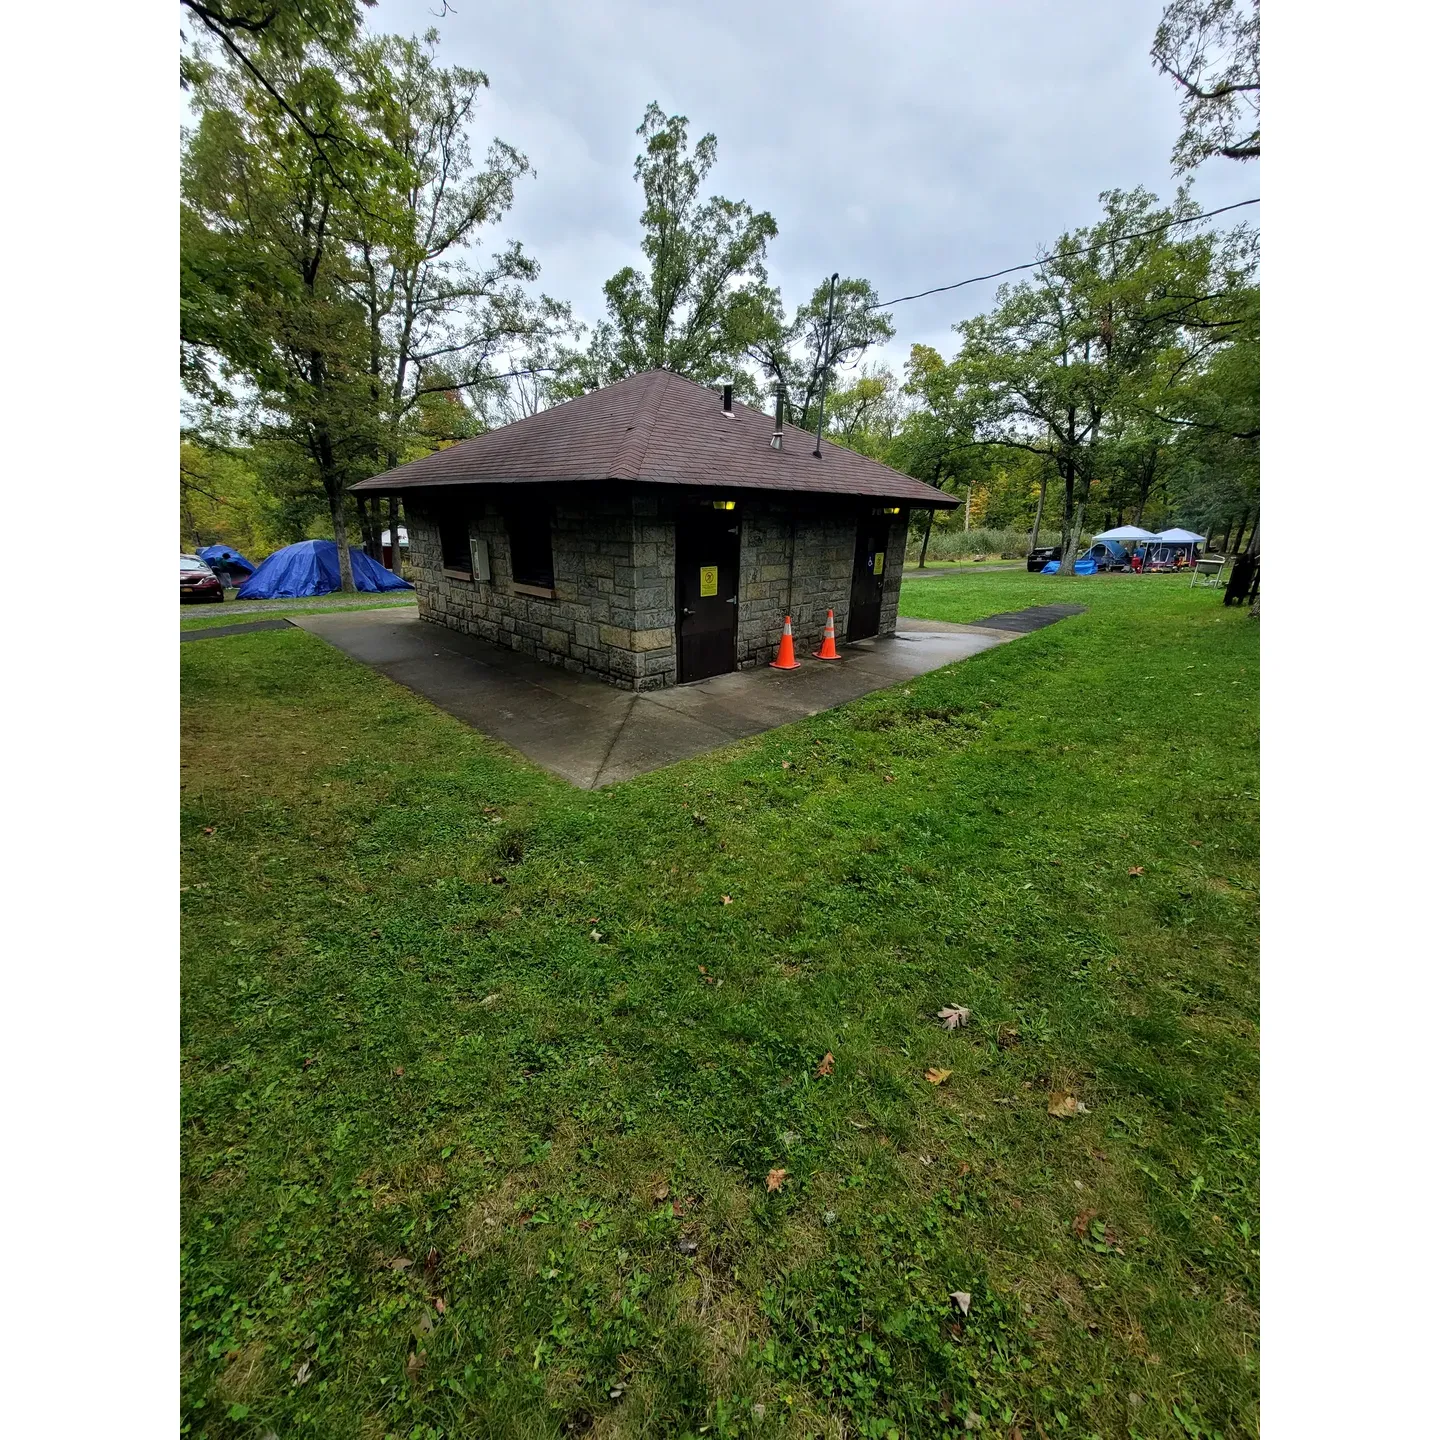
[{"x1": 181, "y1": 554, "x2": 225, "y2": 603}]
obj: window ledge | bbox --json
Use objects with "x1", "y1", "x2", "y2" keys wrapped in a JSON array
[
  {"x1": 512, "y1": 582, "x2": 557, "y2": 599},
  {"x1": 442, "y1": 567, "x2": 475, "y2": 581}
]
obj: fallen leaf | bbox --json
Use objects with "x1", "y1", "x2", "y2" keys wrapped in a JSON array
[
  {"x1": 652, "y1": 1181, "x2": 670, "y2": 1203},
  {"x1": 677, "y1": 1236, "x2": 699, "y2": 1255},
  {"x1": 388, "y1": 1257, "x2": 412, "y2": 1270},
  {"x1": 964, "y1": 1410, "x2": 983, "y2": 1430},
  {"x1": 1071, "y1": 1207, "x2": 1100, "y2": 1238},
  {"x1": 781, "y1": 760, "x2": 792, "y2": 770},
  {"x1": 1128, "y1": 866, "x2": 1144, "y2": 877},
  {"x1": 720, "y1": 895, "x2": 732, "y2": 905},
  {"x1": 849, "y1": 1118, "x2": 871, "y2": 1130},
  {"x1": 765, "y1": 1168, "x2": 787, "y2": 1192},
  {"x1": 589, "y1": 929, "x2": 602, "y2": 942},
  {"x1": 301, "y1": 1056, "x2": 317, "y2": 1069},
  {"x1": 949, "y1": 1290, "x2": 972, "y2": 1316},
  {"x1": 406, "y1": 1351, "x2": 426, "y2": 1381},
  {"x1": 434, "y1": 1297, "x2": 446, "y2": 1314},
  {"x1": 424, "y1": 1248, "x2": 439, "y2": 1277},
  {"x1": 937, "y1": 1005, "x2": 971, "y2": 1030},
  {"x1": 1047, "y1": 1091, "x2": 1090, "y2": 1119},
  {"x1": 883, "y1": 774, "x2": 895, "y2": 783},
  {"x1": 816, "y1": 1052, "x2": 835, "y2": 1077},
  {"x1": 393, "y1": 1066, "x2": 405, "y2": 1078},
  {"x1": 202, "y1": 826, "x2": 216, "y2": 837},
  {"x1": 480, "y1": 993, "x2": 501, "y2": 1008},
  {"x1": 691, "y1": 812, "x2": 706, "y2": 826},
  {"x1": 293, "y1": 1360, "x2": 311, "y2": 1386},
  {"x1": 997, "y1": 1026, "x2": 1021, "y2": 1049},
  {"x1": 956, "y1": 1161, "x2": 972, "y2": 1178},
  {"x1": 925, "y1": 1068, "x2": 952, "y2": 1085}
]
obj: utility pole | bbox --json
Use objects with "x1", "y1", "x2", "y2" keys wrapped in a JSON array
[{"x1": 812, "y1": 272, "x2": 840, "y2": 458}]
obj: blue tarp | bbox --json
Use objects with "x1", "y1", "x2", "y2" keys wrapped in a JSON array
[
  {"x1": 1040, "y1": 558, "x2": 1098, "y2": 575},
  {"x1": 198, "y1": 544, "x2": 257, "y2": 575},
  {"x1": 236, "y1": 539, "x2": 413, "y2": 598}
]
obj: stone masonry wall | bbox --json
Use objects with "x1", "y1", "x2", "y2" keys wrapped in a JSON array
[
  {"x1": 405, "y1": 486, "x2": 915, "y2": 690},
  {"x1": 405, "y1": 487, "x2": 677, "y2": 691}
]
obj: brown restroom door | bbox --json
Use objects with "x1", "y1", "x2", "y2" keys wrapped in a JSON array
[
  {"x1": 847, "y1": 517, "x2": 890, "y2": 640},
  {"x1": 676, "y1": 508, "x2": 740, "y2": 683}
]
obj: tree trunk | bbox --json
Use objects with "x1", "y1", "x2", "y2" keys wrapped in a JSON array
[
  {"x1": 1059, "y1": 501, "x2": 1085, "y2": 576},
  {"x1": 388, "y1": 495, "x2": 403, "y2": 574},
  {"x1": 1245, "y1": 516, "x2": 1260, "y2": 557},
  {"x1": 1232, "y1": 510, "x2": 1249, "y2": 555},
  {"x1": 918, "y1": 510, "x2": 934, "y2": 569},
  {"x1": 329, "y1": 485, "x2": 356, "y2": 592},
  {"x1": 964, "y1": 485, "x2": 972, "y2": 532},
  {"x1": 1057, "y1": 456, "x2": 1079, "y2": 575},
  {"x1": 1029, "y1": 474, "x2": 1049, "y2": 552}
]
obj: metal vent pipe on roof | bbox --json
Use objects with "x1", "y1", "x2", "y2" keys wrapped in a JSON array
[
  {"x1": 770, "y1": 386, "x2": 785, "y2": 450},
  {"x1": 721, "y1": 382, "x2": 733, "y2": 414}
]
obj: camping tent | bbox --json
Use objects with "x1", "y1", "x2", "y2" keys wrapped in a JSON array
[
  {"x1": 236, "y1": 539, "x2": 413, "y2": 599},
  {"x1": 1092, "y1": 525, "x2": 1158, "y2": 542},
  {"x1": 198, "y1": 544, "x2": 257, "y2": 579},
  {"x1": 1152, "y1": 528, "x2": 1205, "y2": 544}
]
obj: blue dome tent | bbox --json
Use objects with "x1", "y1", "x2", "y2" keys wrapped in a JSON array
[
  {"x1": 198, "y1": 544, "x2": 258, "y2": 582},
  {"x1": 236, "y1": 540, "x2": 413, "y2": 599}
]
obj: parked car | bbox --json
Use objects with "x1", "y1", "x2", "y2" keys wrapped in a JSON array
[
  {"x1": 1027, "y1": 545, "x2": 1062, "y2": 572},
  {"x1": 181, "y1": 554, "x2": 225, "y2": 603}
]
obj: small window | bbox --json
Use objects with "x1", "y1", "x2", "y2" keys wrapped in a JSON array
[
  {"x1": 507, "y1": 501, "x2": 554, "y2": 591},
  {"x1": 438, "y1": 509, "x2": 471, "y2": 575}
]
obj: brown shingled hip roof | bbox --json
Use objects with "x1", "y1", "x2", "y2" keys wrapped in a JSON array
[{"x1": 350, "y1": 368, "x2": 958, "y2": 508}]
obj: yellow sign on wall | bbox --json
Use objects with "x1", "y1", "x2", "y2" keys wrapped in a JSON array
[
  {"x1": 873, "y1": 551, "x2": 885, "y2": 575},
  {"x1": 699, "y1": 565, "x2": 718, "y2": 597}
]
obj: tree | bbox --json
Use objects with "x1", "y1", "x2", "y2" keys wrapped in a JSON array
[
  {"x1": 347, "y1": 32, "x2": 572, "y2": 470},
  {"x1": 182, "y1": 23, "x2": 560, "y2": 588},
  {"x1": 906, "y1": 189, "x2": 1256, "y2": 569},
  {"x1": 1152, "y1": 0, "x2": 1260, "y2": 170},
  {"x1": 558, "y1": 105, "x2": 777, "y2": 394},
  {"x1": 745, "y1": 277, "x2": 895, "y2": 432},
  {"x1": 183, "y1": 45, "x2": 386, "y2": 589}
]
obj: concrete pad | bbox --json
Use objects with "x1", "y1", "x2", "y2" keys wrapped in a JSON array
[
  {"x1": 181, "y1": 618, "x2": 294, "y2": 642},
  {"x1": 291, "y1": 606, "x2": 1077, "y2": 788}
]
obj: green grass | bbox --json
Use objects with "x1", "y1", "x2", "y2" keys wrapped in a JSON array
[
  {"x1": 181, "y1": 571, "x2": 1258, "y2": 1440},
  {"x1": 180, "y1": 596, "x2": 417, "y2": 631}
]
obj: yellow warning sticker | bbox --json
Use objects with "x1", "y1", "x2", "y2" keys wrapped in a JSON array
[
  {"x1": 699, "y1": 565, "x2": 718, "y2": 597},
  {"x1": 873, "y1": 551, "x2": 885, "y2": 575}
]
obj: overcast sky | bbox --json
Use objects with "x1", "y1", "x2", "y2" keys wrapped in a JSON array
[{"x1": 367, "y1": 0, "x2": 1258, "y2": 382}]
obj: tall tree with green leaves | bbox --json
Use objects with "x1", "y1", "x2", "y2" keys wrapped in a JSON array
[
  {"x1": 559, "y1": 105, "x2": 777, "y2": 394},
  {"x1": 1152, "y1": 0, "x2": 1260, "y2": 170},
  {"x1": 744, "y1": 276, "x2": 895, "y2": 431},
  {"x1": 347, "y1": 31, "x2": 571, "y2": 471}
]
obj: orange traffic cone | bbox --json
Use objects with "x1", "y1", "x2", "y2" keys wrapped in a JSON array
[
  {"x1": 813, "y1": 609, "x2": 841, "y2": 660},
  {"x1": 770, "y1": 614, "x2": 801, "y2": 669}
]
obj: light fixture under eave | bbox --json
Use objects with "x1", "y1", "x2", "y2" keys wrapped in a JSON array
[
  {"x1": 877, "y1": 506, "x2": 901, "y2": 515},
  {"x1": 713, "y1": 500, "x2": 737, "y2": 511}
]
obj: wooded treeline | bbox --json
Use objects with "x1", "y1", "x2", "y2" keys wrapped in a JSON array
[{"x1": 181, "y1": 0, "x2": 1258, "y2": 581}]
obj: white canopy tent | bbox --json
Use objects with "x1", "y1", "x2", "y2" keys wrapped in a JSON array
[
  {"x1": 1152, "y1": 527, "x2": 1205, "y2": 544},
  {"x1": 1093, "y1": 525, "x2": 1158, "y2": 542}
]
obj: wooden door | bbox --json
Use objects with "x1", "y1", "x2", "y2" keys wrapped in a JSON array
[
  {"x1": 675, "y1": 508, "x2": 740, "y2": 683},
  {"x1": 847, "y1": 517, "x2": 890, "y2": 640}
]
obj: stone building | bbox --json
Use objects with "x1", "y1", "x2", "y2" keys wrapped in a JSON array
[{"x1": 351, "y1": 369, "x2": 957, "y2": 691}]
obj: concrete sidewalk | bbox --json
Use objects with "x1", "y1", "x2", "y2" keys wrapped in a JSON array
[{"x1": 291, "y1": 607, "x2": 1078, "y2": 787}]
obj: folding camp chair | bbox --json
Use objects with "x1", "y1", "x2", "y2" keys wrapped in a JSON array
[{"x1": 1191, "y1": 555, "x2": 1227, "y2": 588}]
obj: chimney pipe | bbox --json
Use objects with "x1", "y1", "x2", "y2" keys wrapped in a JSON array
[
  {"x1": 721, "y1": 382, "x2": 733, "y2": 414},
  {"x1": 770, "y1": 386, "x2": 785, "y2": 450}
]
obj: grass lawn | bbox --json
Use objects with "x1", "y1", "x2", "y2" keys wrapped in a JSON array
[{"x1": 181, "y1": 572, "x2": 1258, "y2": 1440}]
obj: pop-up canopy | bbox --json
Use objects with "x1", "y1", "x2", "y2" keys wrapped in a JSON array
[
  {"x1": 1151, "y1": 527, "x2": 1205, "y2": 544},
  {"x1": 236, "y1": 539, "x2": 413, "y2": 599},
  {"x1": 1093, "y1": 525, "x2": 1158, "y2": 542}
]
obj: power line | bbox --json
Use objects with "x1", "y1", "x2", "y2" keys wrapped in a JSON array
[{"x1": 868, "y1": 198, "x2": 1259, "y2": 310}]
